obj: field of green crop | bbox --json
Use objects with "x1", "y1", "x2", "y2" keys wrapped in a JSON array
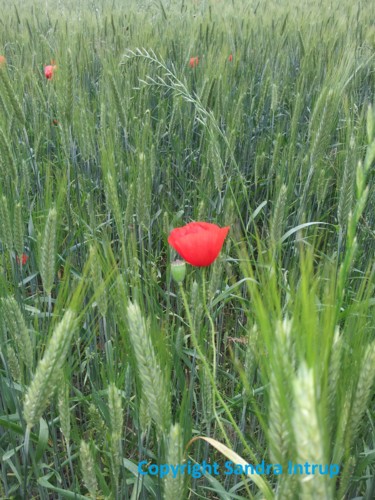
[{"x1": 0, "y1": 0, "x2": 374, "y2": 498}]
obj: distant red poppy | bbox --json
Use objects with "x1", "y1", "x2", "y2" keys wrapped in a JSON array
[
  {"x1": 228, "y1": 54, "x2": 233, "y2": 62},
  {"x1": 189, "y1": 56, "x2": 199, "y2": 68},
  {"x1": 52, "y1": 119, "x2": 59, "y2": 126},
  {"x1": 16, "y1": 253, "x2": 28, "y2": 265},
  {"x1": 168, "y1": 222, "x2": 230, "y2": 267},
  {"x1": 0, "y1": 55, "x2": 6, "y2": 67},
  {"x1": 44, "y1": 64, "x2": 57, "y2": 80}
]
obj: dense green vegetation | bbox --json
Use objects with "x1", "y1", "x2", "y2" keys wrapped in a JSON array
[{"x1": 0, "y1": 0, "x2": 374, "y2": 498}]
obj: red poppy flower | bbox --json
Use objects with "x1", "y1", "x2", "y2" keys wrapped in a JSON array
[
  {"x1": 228, "y1": 54, "x2": 233, "y2": 62},
  {"x1": 0, "y1": 55, "x2": 6, "y2": 67},
  {"x1": 16, "y1": 253, "x2": 29, "y2": 265},
  {"x1": 168, "y1": 222, "x2": 230, "y2": 267},
  {"x1": 44, "y1": 64, "x2": 57, "y2": 80},
  {"x1": 189, "y1": 56, "x2": 199, "y2": 68}
]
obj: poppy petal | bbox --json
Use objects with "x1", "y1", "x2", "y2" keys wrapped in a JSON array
[{"x1": 168, "y1": 222, "x2": 229, "y2": 267}]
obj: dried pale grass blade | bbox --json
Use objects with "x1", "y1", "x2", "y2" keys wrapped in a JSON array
[{"x1": 186, "y1": 436, "x2": 274, "y2": 500}]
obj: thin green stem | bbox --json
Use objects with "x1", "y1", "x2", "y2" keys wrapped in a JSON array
[
  {"x1": 177, "y1": 281, "x2": 268, "y2": 472},
  {"x1": 201, "y1": 267, "x2": 217, "y2": 401}
]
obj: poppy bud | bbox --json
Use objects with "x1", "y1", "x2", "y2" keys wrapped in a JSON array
[
  {"x1": 189, "y1": 56, "x2": 199, "y2": 68},
  {"x1": 171, "y1": 260, "x2": 186, "y2": 283},
  {"x1": 44, "y1": 64, "x2": 57, "y2": 80},
  {"x1": 16, "y1": 253, "x2": 29, "y2": 266}
]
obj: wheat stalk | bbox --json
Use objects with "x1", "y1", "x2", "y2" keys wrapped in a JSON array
[
  {"x1": 108, "y1": 383, "x2": 123, "y2": 488},
  {"x1": 164, "y1": 424, "x2": 185, "y2": 500},
  {"x1": 126, "y1": 300, "x2": 171, "y2": 434},
  {"x1": 40, "y1": 207, "x2": 57, "y2": 297},
  {"x1": 80, "y1": 440, "x2": 98, "y2": 498},
  {"x1": 1, "y1": 297, "x2": 33, "y2": 369},
  {"x1": 0, "y1": 195, "x2": 13, "y2": 251},
  {"x1": 23, "y1": 310, "x2": 77, "y2": 429},
  {"x1": 292, "y1": 363, "x2": 330, "y2": 499}
]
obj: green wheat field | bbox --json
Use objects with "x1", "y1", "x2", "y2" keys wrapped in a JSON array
[{"x1": 0, "y1": 0, "x2": 374, "y2": 498}]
